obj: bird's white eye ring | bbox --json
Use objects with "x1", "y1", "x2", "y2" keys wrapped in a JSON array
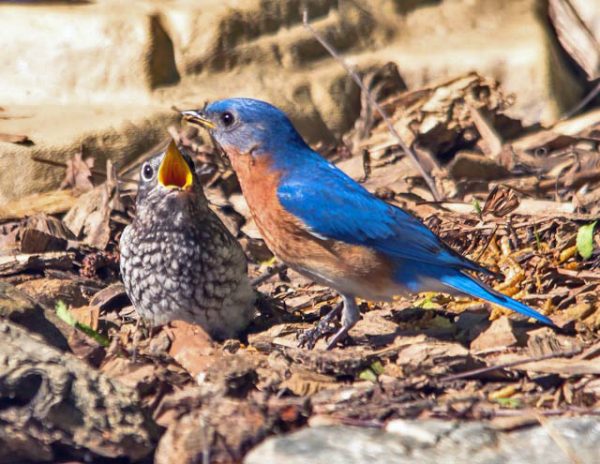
[{"x1": 141, "y1": 163, "x2": 154, "y2": 182}]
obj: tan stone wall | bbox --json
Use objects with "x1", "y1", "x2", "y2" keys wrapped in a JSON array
[{"x1": 0, "y1": 0, "x2": 586, "y2": 202}]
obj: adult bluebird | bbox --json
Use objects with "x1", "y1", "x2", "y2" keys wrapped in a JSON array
[{"x1": 182, "y1": 98, "x2": 553, "y2": 349}]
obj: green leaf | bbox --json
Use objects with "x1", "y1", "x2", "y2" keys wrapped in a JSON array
[
  {"x1": 370, "y1": 360, "x2": 384, "y2": 375},
  {"x1": 358, "y1": 360, "x2": 384, "y2": 381},
  {"x1": 56, "y1": 300, "x2": 77, "y2": 326},
  {"x1": 472, "y1": 198, "x2": 482, "y2": 216},
  {"x1": 493, "y1": 397, "x2": 522, "y2": 409},
  {"x1": 358, "y1": 368, "x2": 378, "y2": 382},
  {"x1": 414, "y1": 292, "x2": 441, "y2": 309},
  {"x1": 77, "y1": 323, "x2": 110, "y2": 347},
  {"x1": 577, "y1": 221, "x2": 597, "y2": 260},
  {"x1": 54, "y1": 301, "x2": 110, "y2": 347}
]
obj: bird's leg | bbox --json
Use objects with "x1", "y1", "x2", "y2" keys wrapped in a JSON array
[
  {"x1": 297, "y1": 301, "x2": 343, "y2": 350},
  {"x1": 131, "y1": 316, "x2": 143, "y2": 362},
  {"x1": 131, "y1": 317, "x2": 157, "y2": 362},
  {"x1": 325, "y1": 295, "x2": 360, "y2": 350}
]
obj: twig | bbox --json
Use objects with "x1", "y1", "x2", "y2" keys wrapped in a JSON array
[
  {"x1": 440, "y1": 347, "x2": 583, "y2": 382},
  {"x1": 32, "y1": 156, "x2": 104, "y2": 180},
  {"x1": 474, "y1": 223, "x2": 498, "y2": 261},
  {"x1": 535, "y1": 412, "x2": 582, "y2": 464},
  {"x1": 359, "y1": 149, "x2": 371, "y2": 183},
  {"x1": 491, "y1": 407, "x2": 600, "y2": 418},
  {"x1": 554, "y1": 268, "x2": 600, "y2": 281},
  {"x1": 561, "y1": 79, "x2": 600, "y2": 120},
  {"x1": 441, "y1": 217, "x2": 557, "y2": 234},
  {"x1": 251, "y1": 263, "x2": 287, "y2": 287},
  {"x1": 302, "y1": 9, "x2": 441, "y2": 201},
  {"x1": 32, "y1": 156, "x2": 139, "y2": 185},
  {"x1": 575, "y1": 340, "x2": 600, "y2": 360}
]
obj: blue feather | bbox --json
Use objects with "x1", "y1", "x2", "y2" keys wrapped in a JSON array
[
  {"x1": 277, "y1": 157, "x2": 488, "y2": 274},
  {"x1": 439, "y1": 270, "x2": 554, "y2": 325}
]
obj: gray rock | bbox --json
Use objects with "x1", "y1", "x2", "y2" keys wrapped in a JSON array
[
  {"x1": 245, "y1": 417, "x2": 600, "y2": 464},
  {"x1": 386, "y1": 418, "x2": 456, "y2": 447},
  {"x1": 246, "y1": 426, "x2": 409, "y2": 463},
  {"x1": 0, "y1": 319, "x2": 158, "y2": 463},
  {"x1": 0, "y1": 282, "x2": 68, "y2": 351}
]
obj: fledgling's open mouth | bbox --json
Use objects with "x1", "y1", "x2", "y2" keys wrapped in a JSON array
[{"x1": 158, "y1": 141, "x2": 193, "y2": 190}]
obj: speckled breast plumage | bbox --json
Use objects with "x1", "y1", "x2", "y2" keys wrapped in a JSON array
[{"x1": 119, "y1": 151, "x2": 255, "y2": 340}]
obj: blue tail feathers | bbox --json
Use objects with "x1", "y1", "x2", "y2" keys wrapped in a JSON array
[{"x1": 440, "y1": 271, "x2": 555, "y2": 326}]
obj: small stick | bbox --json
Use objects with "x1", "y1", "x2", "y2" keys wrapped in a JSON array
[
  {"x1": 561, "y1": 79, "x2": 600, "y2": 121},
  {"x1": 302, "y1": 10, "x2": 442, "y2": 201},
  {"x1": 32, "y1": 156, "x2": 139, "y2": 185},
  {"x1": 535, "y1": 412, "x2": 582, "y2": 464},
  {"x1": 359, "y1": 149, "x2": 371, "y2": 183},
  {"x1": 32, "y1": 156, "x2": 105, "y2": 179},
  {"x1": 440, "y1": 347, "x2": 583, "y2": 382},
  {"x1": 474, "y1": 223, "x2": 498, "y2": 261},
  {"x1": 251, "y1": 263, "x2": 287, "y2": 287},
  {"x1": 493, "y1": 407, "x2": 600, "y2": 418}
]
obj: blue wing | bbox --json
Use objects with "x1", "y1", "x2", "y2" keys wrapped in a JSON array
[
  {"x1": 277, "y1": 158, "x2": 487, "y2": 274},
  {"x1": 277, "y1": 156, "x2": 554, "y2": 326}
]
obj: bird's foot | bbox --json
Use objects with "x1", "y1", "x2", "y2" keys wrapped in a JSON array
[
  {"x1": 131, "y1": 318, "x2": 143, "y2": 362},
  {"x1": 130, "y1": 318, "x2": 157, "y2": 362},
  {"x1": 324, "y1": 295, "x2": 360, "y2": 350},
  {"x1": 297, "y1": 302, "x2": 342, "y2": 350},
  {"x1": 325, "y1": 325, "x2": 352, "y2": 351}
]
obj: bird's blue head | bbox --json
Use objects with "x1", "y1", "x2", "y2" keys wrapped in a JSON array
[{"x1": 181, "y1": 98, "x2": 310, "y2": 161}]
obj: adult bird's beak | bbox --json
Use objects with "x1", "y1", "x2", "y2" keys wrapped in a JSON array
[
  {"x1": 181, "y1": 110, "x2": 216, "y2": 129},
  {"x1": 158, "y1": 141, "x2": 193, "y2": 190}
]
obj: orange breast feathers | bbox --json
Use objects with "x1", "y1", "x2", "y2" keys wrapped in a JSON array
[{"x1": 228, "y1": 151, "x2": 396, "y2": 298}]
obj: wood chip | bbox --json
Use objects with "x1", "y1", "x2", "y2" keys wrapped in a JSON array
[
  {"x1": 0, "y1": 133, "x2": 32, "y2": 144},
  {"x1": 0, "y1": 189, "x2": 78, "y2": 221}
]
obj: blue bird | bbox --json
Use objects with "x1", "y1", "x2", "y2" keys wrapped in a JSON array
[{"x1": 182, "y1": 98, "x2": 554, "y2": 349}]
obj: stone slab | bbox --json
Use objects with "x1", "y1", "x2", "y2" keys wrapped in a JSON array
[
  {"x1": 0, "y1": 104, "x2": 177, "y2": 203},
  {"x1": 0, "y1": 0, "x2": 588, "y2": 201},
  {"x1": 245, "y1": 417, "x2": 600, "y2": 464}
]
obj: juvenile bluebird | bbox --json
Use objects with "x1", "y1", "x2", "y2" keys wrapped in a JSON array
[
  {"x1": 119, "y1": 140, "x2": 255, "y2": 339},
  {"x1": 182, "y1": 99, "x2": 553, "y2": 349}
]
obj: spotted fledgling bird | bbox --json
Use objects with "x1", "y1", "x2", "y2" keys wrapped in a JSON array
[
  {"x1": 119, "y1": 140, "x2": 255, "y2": 339},
  {"x1": 182, "y1": 98, "x2": 554, "y2": 349}
]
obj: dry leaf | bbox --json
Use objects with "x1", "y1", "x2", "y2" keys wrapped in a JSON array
[
  {"x1": 165, "y1": 320, "x2": 217, "y2": 378},
  {"x1": 0, "y1": 189, "x2": 78, "y2": 221},
  {"x1": 60, "y1": 152, "x2": 95, "y2": 193},
  {"x1": 63, "y1": 160, "x2": 118, "y2": 249},
  {"x1": 69, "y1": 305, "x2": 101, "y2": 331},
  {"x1": 471, "y1": 317, "x2": 521, "y2": 352},
  {"x1": 19, "y1": 214, "x2": 76, "y2": 253},
  {"x1": 482, "y1": 185, "x2": 520, "y2": 218},
  {"x1": 549, "y1": 0, "x2": 600, "y2": 80}
]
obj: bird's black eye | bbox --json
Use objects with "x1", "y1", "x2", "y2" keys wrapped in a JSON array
[
  {"x1": 141, "y1": 163, "x2": 154, "y2": 182},
  {"x1": 220, "y1": 111, "x2": 234, "y2": 127}
]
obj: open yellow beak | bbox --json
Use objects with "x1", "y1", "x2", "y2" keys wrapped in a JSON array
[
  {"x1": 181, "y1": 110, "x2": 216, "y2": 129},
  {"x1": 158, "y1": 141, "x2": 193, "y2": 190}
]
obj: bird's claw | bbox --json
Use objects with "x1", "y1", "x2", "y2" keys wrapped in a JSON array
[{"x1": 297, "y1": 303, "x2": 343, "y2": 350}]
